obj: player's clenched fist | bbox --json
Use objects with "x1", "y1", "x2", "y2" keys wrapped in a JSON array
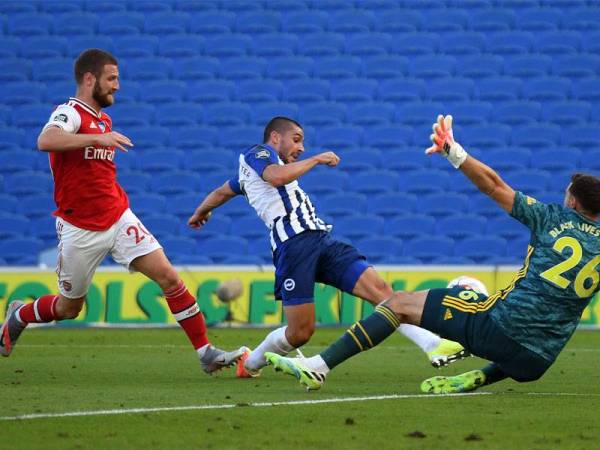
[
  {"x1": 425, "y1": 114, "x2": 468, "y2": 169},
  {"x1": 312, "y1": 151, "x2": 340, "y2": 167}
]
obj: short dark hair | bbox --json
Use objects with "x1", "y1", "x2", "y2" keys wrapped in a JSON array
[
  {"x1": 263, "y1": 116, "x2": 302, "y2": 143},
  {"x1": 74, "y1": 49, "x2": 118, "y2": 84},
  {"x1": 569, "y1": 173, "x2": 600, "y2": 215}
]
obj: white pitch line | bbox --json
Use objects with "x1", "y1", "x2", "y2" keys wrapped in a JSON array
[{"x1": 0, "y1": 392, "x2": 490, "y2": 422}]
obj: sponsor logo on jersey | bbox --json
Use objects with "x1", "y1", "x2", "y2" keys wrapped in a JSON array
[
  {"x1": 284, "y1": 278, "x2": 296, "y2": 291},
  {"x1": 84, "y1": 146, "x2": 115, "y2": 161},
  {"x1": 255, "y1": 150, "x2": 270, "y2": 159},
  {"x1": 53, "y1": 113, "x2": 68, "y2": 123}
]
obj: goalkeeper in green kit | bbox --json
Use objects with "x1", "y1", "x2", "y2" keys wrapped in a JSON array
[{"x1": 266, "y1": 115, "x2": 600, "y2": 394}]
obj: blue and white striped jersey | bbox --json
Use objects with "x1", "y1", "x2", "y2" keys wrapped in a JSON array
[{"x1": 229, "y1": 144, "x2": 330, "y2": 250}]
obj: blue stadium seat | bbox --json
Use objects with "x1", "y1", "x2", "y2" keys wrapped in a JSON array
[
  {"x1": 503, "y1": 55, "x2": 553, "y2": 79},
  {"x1": 410, "y1": 55, "x2": 456, "y2": 79},
  {"x1": 522, "y1": 77, "x2": 571, "y2": 102},
  {"x1": 476, "y1": 77, "x2": 522, "y2": 102},
  {"x1": 0, "y1": 2, "x2": 37, "y2": 13},
  {"x1": 469, "y1": 9, "x2": 516, "y2": 32},
  {"x1": 562, "y1": 126, "x2": 599, "y2": 150},
  {"x1": 486, "y1": 147, "x2": 532, "y2": 172},
  {"x1": 448, "y1": 102, "x2": 493, "y2": 126},
  {"x1": 149, "y1": 171, "x2": 203, "y2": 196},
  {"x1": 495, "y1": 101, "x2": 542, "y2": 126},
  {"x1": 330, "y1": 79, "x2": 378, "y2": 103},
  {"x1": 283, "y1": 79, "x2": 330, "y2": 103},
  {"x1": 487, "y1": 31, "x2": 535, "y2": 55},
  {"x1": 328, "y1": 10, "x2": 376, "y2": 33},
  {"x1": 221, "y1": 0, "x2": 265, "y2": 11},
  {"x1": 205, "y1": 34, "x2": 253, "y2": 58},
  {"x1": 386, "y1": 149, "x2": 430, "y2": 173},
  {"x1": 421, "y1": 193, "x2": 469, "y2": 218},
  {"x1": 5, "y1": 171, "x2": 53, "y2": 196},
  {"x1": 112, "y1": 35, "x2": 158, "y2": 58},
  {"x1": 534, "y1": 31, "x2": 582, "y2": 55},
  {"x1": 0, "y1": 213, "x2": 30, "y2": 239},
  {"x1": 563, "y1": 8, "x2": 600, "y2": 31},
  {"x1": 363, "y1": 125, "x2": 413, "y2": 149},
  {"x1": 247, "y1": 239, "x2": 273, "y2": 264},
  {"x1": 405, "y1": 236, "x2": 454, "y2": 263},
  {"x1": 543, "y1": 101, "x2": 591, "y2": 127},
  {"x1": 205, "y1": 103, "x2": 252, "y2": 127},
  {"x1": 183, "y1": 148, "x2": 236, "y2": 172},
  {"x1": 572, "y1": 79, "x2": 600, "y2": 102},
  {"x1": 2, "y1": 82, "x2": 46, "y2": 106},
  {"x1": 0, "y1": 150, "x2": 39, "y2": 174},
  {"x1": 487, "y1": 216, "x2": 529, "y2": 241},
  {"x1": 7, "y1": 13, "x2": 54, "y2": 36},
  {"x1": 338, "y1": 148, "x2": 383, "y2": 172},
  {"x1": 125, "y1": 57, "x2": 172, "y2": 81},
  {"x1": 346, "y1": 33, "x2": 392, "y2": 56},
  {"x1": 436, "y1": 214, "x2": 487, "y2": 240},
  {"x1": 516, "y1": 8, "x2": 562, "y2": 31},
  {"x1": 54, "y1": 13, "x2": 99, "y2": 36},
  {"x1": 504, "y1": 169, "x2": 551, "y2": 195},
  {"x1": 396, "y1": 102, "x2": 445, "y2": 126},
  {"x1": 216, "y1": 196, "x2": 250, "y2": 220},
  {"x1": 316, "y1": 126, "x2": 362, "y2": 150},
  {"x1": 220, "y1": 56, "x2": 267, "y2": 81},
  {"x1": 127, "y1": 126, "x2": 170, "y2": 149},
  {"x1": 21, "y1": 36, "x2": 69, "y2": 59},
  {"x1": 347, "y1": 103, "x2": 394, "y2": 127},
  {"x1": 299, "y1": 102, "x2": 347, "y2": 127},
  {"x1": 108, "y1": 103, "x2": 155, "y2": 128},
  {"x1": 401, "y1": 169, "x2": 451, "y2": 195},
  {"x1": 144, "y1": 12, "x2": 190, "y2": 35},
  {"x1": 251, "y1": 102, "x2": 300, "y2": 126},
  {"x1": 0, "y1": 238, "x2": 45, "y2": 265},
  {"x1": 151, "y1": 103, "x2": 202, "y2": 128},
  {"x1": 42, "y1": 0, "x2": 84, "y2": 12},
  {"x1": 353, "y1": 171, "x2": 400, "y2": 196},
  {"x1": 222, "y1": 127, "x2": 261, "y2": 150},
  {"x1": 140, "y1": 213, "x2": 181, "y2": 240},
  {"x1": 583, "y1": 31, "x2": 600, "y2": 54},
  {"x1": 137, "y1": 150, "x2": 184, "y2": 173},
  {"x1": 0, "y1": 37, "x2": 21, "y2": 58},
  {"x1": 375, "y1": 10, "x2": 422, "y2": 33},
  {"x1": 426, "y1": 78, "x2": 475, "y2": 102},
  {"x1": 102, "y1": 12, "x2": 145, "y2": 35},
  {"x1": 235, "y1": 79, "x2": 284, "y2": 103},
  {"x1": 117, "y1": 172, "x2": 152, "y2": 195},
  {"x1": 552, "y1": 55, "x2": 600, "y2": 79},
  {"x1": 431, "y1": 256, "x2": 478, "y2": 265},
  {"x1": 220, "y1": 254, "x2": 265, "y2": 265},
  {"x1": 0, "y1": 194, "x2": 19, "y2": 214},
  {"x1": 128, "y1": 193, "x2": 167, "y2": 215},
  {"x1": 460, "y1": 236, "x2": 507, "y2": 264},
  {"x1": 269, "y1": 56, "x2": 313, "y2": 80},
  {"x1": 235, "y1": 216, "x2": 267, "y2": 240},
  {"x1": 66, "y1": 36, "x2": 115, "y2": 58},
  {"x1": 312, "y1": 56, "x2": 362, "y2": 80},
  {"x1": 303, "y1": 171, "x2": 350, "y2": 197},
  {"x1": 362, "y1": 55, "x2": 409, "y2": 79},
  {"x1": 422, "y1": 9, "x2": 470, "y2": 32},
  {"x1": 128, "y1": 1, "x2": 172, "y2": 13},
  {"x1": 357, "y1": 236, "x2": 403, "y2": 264},
  {"x1": 170, "y1": 193, "x2": 202, "y2": 218},
  {"x1": 385, "y1": 214, "x2": 436, "y2": 240},
  {"x1": 183, "y1": 215, "x2": 232, "y2": 239},
  {"x1": 170, "y1": 126, "x2": 217, "y2": 150},
  {"x1": 185, "y1": 79, "x2": 233, "y2": 103},
  {"x1": 511, "y1": 125, "x2": 561, "y2": 149},
  {"x1": 334, "y1": 215, "x2": 385, "y2": 241},
  {"x1": 0, "y1": 128, "x2": 25, "y2": 149},
  {"x1": 31, "y1": 58, "x2": 73, "y2": 82},
  {"x1": 395, "y1": 33, "x2": 440, "y2": 56},
  {"x1": 252, "y1": 33, "x2": 299, "y2": 57},
  {"x1": 377, "y1": 78, "x2": 426, "y2": 102},
  {"x1": 367, "y1": 192, "x2": 418, "y2": 217},
  {"x1": 321, "y1": 192, "x2": 367, "y2": 217},
  {"x1": 471, "y1": 195, "x2": 503, "y2": 218},
  {"x1": 282, "y1": 11, "x2": 329, "y2": 33},
  {"x1": 86, "y1": 1, "x2": 127, "y2": 12},
  {"x1": 262, "y1": 0, "x2": 308, "y2": 13},
  {"x1": 157, "y1": 35, "x2": 204, "y2": 58},
  {"x1": 188, "y1": 11, "x2": 235, "y2": 34},
  {"x1": 442, "y1": 32, "x2": 487, "y2": 56},
  {"x1": 143, "y1": 81, "x2": 186, "y2": 104},
  {"x1": 235, "y1": 10, "x2": 281, "y2": 34},
  {"x1": 170, "y1": 254, "x2": 214, "y2": 265},
  {"x1": 161, "y1": 237, "x2": 199, "y2": 259},
  {"x1": 461, "y1": 55, "x2": 505, "y2": 81}
]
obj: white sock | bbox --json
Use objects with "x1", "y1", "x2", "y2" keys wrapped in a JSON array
[
  {"x1": 196, "y1": 343, "x2": 210, "y2": 358},
  {"x1": 245, "y1": 326, "x2": 294, "y2": 370},
  {"x1": 397, "y1": 324, "x2": 441, "y2": 353},
  {"x1": 305, "y1": 355, "x2": 330, "y2": 375}
]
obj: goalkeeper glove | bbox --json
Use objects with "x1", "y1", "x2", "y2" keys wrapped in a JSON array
[{"x1": 425, "y1": 114, "x2": 468, "y2": 169}]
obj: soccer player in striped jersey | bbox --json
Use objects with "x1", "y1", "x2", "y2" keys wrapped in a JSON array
[
  {"x1": 0, "y1": 49, "x2": 244, "y2": 375},
  {"x1": 266, "y1": 115, "x2": 600, "y2": 393},
  {"x1": 189, "y1": 117, "x2": 467, "y2": 377}
]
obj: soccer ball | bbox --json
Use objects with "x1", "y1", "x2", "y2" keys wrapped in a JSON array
[
  {"x1": 446, "y1": 276, "x2": 489, "y2": 296},
  {"x1": 216, "y1": 278, "x2": 243, "y2": 303}
]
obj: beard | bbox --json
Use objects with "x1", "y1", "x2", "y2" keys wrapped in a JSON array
[{"x1": 92, "y1": 81, "x2": 114, "y2": 108}]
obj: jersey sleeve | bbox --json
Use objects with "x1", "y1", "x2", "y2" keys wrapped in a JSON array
[
  {"x1": 243, "y1": 146, "x2": 279, "y2": 177},
  {"x1": 228, "y1": 177, "x2": 242, "y2": 195},
  {"x1": 510, "y1": 191, "x2": 551, "y2": 232},
  {"x1": 42, "y1": 104, "x2": 81, "y2": 134}
]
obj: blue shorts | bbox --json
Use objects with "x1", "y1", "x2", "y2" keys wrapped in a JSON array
[
  {"x1": 421, "y1": 287, "x2": 552, "y2": 382},
  {"x1": 273, "y1": 231, "x2": 370, "y2": 306}
]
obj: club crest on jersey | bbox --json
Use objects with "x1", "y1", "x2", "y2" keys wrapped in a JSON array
[
  {"x1": 255, "y1": 150, "x2": 270, "y2": 159},
  {"x1": 96, "y1": 121, "x2": 106, "y2": 132}
]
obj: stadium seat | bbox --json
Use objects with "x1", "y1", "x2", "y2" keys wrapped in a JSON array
[
  {"x1": 188, "y1": 10, "x2": 235, "y2": 34},
  {"x1": 298, "y1": 32, "x2": 346, "y2": 58},
  {"x1": 185, "y1": 215, "x2": 232, "y2": 239},
  {"x1": 495, "y1": 101, "x2": 542, "y2": 126},
  {"x1": 396, "y1": 102, "x2": 446, "y2": 127},
  {"x1": 144, "y1": 12, "x2": 190, "y2": 35},
  {"x1": 251, "y1": 102, "x2": 300, "y2": 126},
  {"x1": 220, "y1": 56, "x2": 268, "y2": 81},
  {"x1": 235, "y1": 216, "x2": 267, "y2": 241},
  {"x1": 561, "y1": 126, "x2": 599, "y2": 150},
  {"x1": 117, "y1": 172, "x2": 152, "y2": 195},
  {"x1": 563, "y1": 7, "x2": 600, "y2": 31},
  {"x1": 185, "y1": 79, "x2": 234, "y2": 103},
  {"x1": 486, "y1": 148, "x2": 532, "y2": 172},
  {"x1": 9, "y1": 104, "x2": 51, "y2": 129},
  {"x1": 204, "y1": 102, "x2": 252, "y2": 127},
  {"x1": 17, "y1": 193, "x2": 56, "y2": 218},
  {"x1": 421, "y1": 193, "x2": 469, "y2": 218},
  {"x1": 143, "y1": 81, "x2": 187, "y2": 104},
  {"x1": 363, "y1": 125, "x2": 413, "y2": 150},
  {"x1": 125, "y1": 57, "x2": 173, "y2": 81},
  {"x1": 154, "y1": 103, "x2": 203, "y2": 128},
  {"x1": 353, "y1": 171, "x2": 400, "y2": 196},
  {"x1": 269, "y1": 56, "x2": 314, "y2": 80},
  {"x1": 127, "y1": 126, "x2": 170, "y2": 149},
  {"x1": 400, "y1": 169, "x2": 451, "y2": 195},
  {"x1": 386, "y1": 149, "x2": 430, "y2": 173},
  {"x1": 543, "y1": 102, "x2": 591, "y2": 127},
  {"x1": 113, "y1": 81, "x2": 140, "y2": 105},
  {"x1": 137, "y1": 150, "x2": 183, "y2": 173},
  {"x1": 385, "y1": 214, "x2": 436, "y2": 240},
  {"x1": 405, "y1": 236, "x2": 454, "y2": 263},
  {"x1": 516, "y1": 8, "x2": 562, "y2": 31},
  {"x1": 422, "y1": 9, "x2": 470, "y2": 32},
  {"x1": 221, "y1": 126, "x2": 261, "y2": 150},
  {"x1": 149, "y1": 171, "x2": 203, "y2": 196},
  {"x1": 583, "y1": 31, "x2": 600, "y2": 54},
  {"x1": 236, "y1": 79, "x2": 284, "y2": 103},
  {"x1": 0, "y1": 128, "x2": 25, "y2": 150},
  {"x1": 246, "y1": 239, "x2": 273, "y2": 264},
  {"x1": 330, "y1": 79, "x2": 379, "y2": 103},
  {"x1": 66, "y1": 36, "x2": 114, "y2": 59},
  {"x1": 334, "y1": 215, "x2": 385, "y2": 241},
  {"x1": 328, "y1": 9, "x2": 376, "y2": 33},
  {"x1": 2, "y1": 82, "x2": 46, "y2": 106},
  {"x1": 7, "y1": 13, "x2": 54, "y2": 36},
  {"x1": 476, "y1": 77, "x2": 522, "y2": 102},
  {"x1": 572, "y1": 79, "x2": 600, "y2": 102},
  {"x1": 0, "y1": 213, "x2": 30, "y2": 239},
  {"x1": 102, "y1": 12, "x2": 145, "y2": 35},
  {"x1": 460, "y1": 55, "x2": 504, "y2": 80},
  {"x1": 136, "y1": 214, "x2": 180, "y2": 240},
  {"x1": 469, "y1": 9, "x2": 516, "y2": 32},
  {"x1": 283, "y1": 79, "x2": 330, "y2": 103},
  {"x1": 299, "y1": 102, "x2": 347, "y2": 127},
  {"x1": 205, "y1": 34, "x2": 253, "y2": 58},
  {"x1": 426, "y1": 78, "x2": 475, "y2": 102},
  {"x1": 447, "y1": 102, "x2": 493, "y2": 126},
  {"x1": 460, "y1": 236, "x2": 507, "y2": 264},
  {"x1": 30, "y1": 58, "x2": 72, "y2": 82},
  {"x1": 345, "y1": 33, "x2": 392, "y2": 56},
  {"x1": 20, "y1": 36, "x2": 68, "y2": 59},
  {"x1": 471, "y1": 195, "x2": 504, "y2": 218},
  {"x1": 174, "y1": 56, "x2": 221, "y2": 80},
  {"x1": 395, "y1": 33, "x2": 440, "y2": 56},
  {"x1": 252, "y1": 33, "x2": 299, "y2": 57},
  {"x1": 367, "y1": 192, "x2": 418, "y2": 217},
  {"x1": 160, "y1": 237, "x2": 199, "y2": 259},
  {"x1": 523, "y1": 77, "x2": 571, "y2": 102},
  {"x1": 0, "y1": 2, "x2": 37, "y2": 13},
  {"x1": 410, "y1": 55, "x2": 456, "y2": 79},
  {"x1": 347, "y1": 103, "x2": 394, "y2": 127},
  {"x1": 127, "y1": 192, "x2": 167, "y2": 216},
  {"x1": 312, "y1": 56, "x2": 362, "y2": 80},
  {"x1": 0, "y1": 37, "x2": 21, "y2": 59},
  {"x1": 534, "y1": 31, "x2": 582, "y2": 55},
  {"x1": 54, "y1": 13, "x2": 100, "y2": 36},
  {"x1": 375, "y1": 9, "x2": 421, "y2": 33},
  {"x1": 487, "y1": 31, "x2": 535, "y2": 55},
  {"x1": 441, "y1": 32, "x2": 488, "y2": 56},
  {"x1": 356, "y1": 236, "x2": 403, "y2": 264},
  {"x1": 504, "y1": 169, "x2": 551, "y2": 195},
  {"x1": 262, "y1": 0, "x2": 308, "y2": 13},
  {"x1": 157, "y1": 35, "x2": 204, "y2": 58},
  {"x1": 108, "y1": 104, "x2": 154, "y2": 128},
  {"x1": 503, "y1": 55, "x2": 553, "y2": 79},
  {"x1": 234, "y1": 10, "x2": 282, "y2": 34},
  {"x1": 552, "y1": 55, "x2": 600, "y2": 79},
  {"x1": 486, "y1": 216, "x2": 529, "y2": 241},
  {"x1": 321, "y1": 193, "x2": 367, "y2": 217},
  {"x1": 171, "y1": 193, "x2": 202, "y2": 218},
  {"x1": 213, "y1": 197, "x2": 249, "y2": 220},
  {"x1": 170, "y1": 126, "x2": 217, "y2": 150},
  {"x1": 128, "y1": 1, "x2": 172, "y2": 13},
  {"x1": 302, "y1": 171, "x2": 350, "y2": 197},
  {"x1": 435, "y1": 214, "x2": 487, "y2": 240},
  {"x1": 282, "y1": 10, "x2": 329, "y2": 33},
  {"x1": 377, "y1": 78, "x2": 426, "y2": 102},
  {"x1": 0, "y1": 194, "x2": 19, "y2": 215},
  {"x1": 511, "y1": 125, "x2": 561, "y2": 149},
  {"x1": 183, "y1": 148, "x2": 236, "y2": 173},
  {"x1": 5, "y1": 172, "x2": 53, "y2": 196},
  {"x1": 169, "y1": 253, "x2": 214, "y2": 265},
  {"x1": 362, "y1": 55, "x2": 410, "y2": 79}
]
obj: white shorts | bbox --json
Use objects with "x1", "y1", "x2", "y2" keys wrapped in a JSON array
[{"x1": 56, "y1": 209, "x2": 162, "y2": 299}]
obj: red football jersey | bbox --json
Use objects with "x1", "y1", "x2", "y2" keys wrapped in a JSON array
[{"x1": 42, "y1": 97, "x2": 129, "y2": 231}]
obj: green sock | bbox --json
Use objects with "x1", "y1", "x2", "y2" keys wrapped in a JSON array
[{"x1": 321, "y1": 304, "x2": 400, "y2": 369}]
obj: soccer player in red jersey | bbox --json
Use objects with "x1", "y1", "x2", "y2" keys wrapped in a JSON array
[{"x1": 0, "y1": 49, "x2": 244, "y2": 374}]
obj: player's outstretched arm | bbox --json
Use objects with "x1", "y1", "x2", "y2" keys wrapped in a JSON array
[
  {"x1": 38, "y1": 127, "x2": 133, "y2": 153},
  {"x1": 188, "y1": 181, "x2": 238, "y2": 229},
  {"x1": 425, "y1": 115, "x2": 515, "y2": 213},
  {"x1": 262, "y1": 151, "x2": 340, "y2": 187}
]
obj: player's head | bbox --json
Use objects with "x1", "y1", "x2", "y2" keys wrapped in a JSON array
[
  {"x1": 74, "y1": 48, "x2": 119, "y2": 108},
  {"x1": 447, "y1": 276, "x2": 489, "y2": 296},
  {"x1": 263, "y1": 116, "x2": 304, "y2": 163},
  {"x1": 565, "y1": 173, "x2": 600, "y2": 219}
]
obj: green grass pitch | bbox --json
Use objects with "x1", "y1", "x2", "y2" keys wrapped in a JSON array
[{"x1": 2, "y1": 327, "x2": 599, "y2": 450}]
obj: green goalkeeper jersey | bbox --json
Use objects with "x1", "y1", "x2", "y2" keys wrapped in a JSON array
[{"x1": 490, "y1": 191, "x2": 600, "y2": 362}]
